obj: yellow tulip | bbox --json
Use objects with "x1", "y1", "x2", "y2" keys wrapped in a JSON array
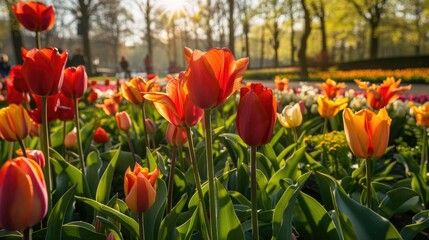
[
  {"x1": 317, "y1": 96, "x2": 348, "y2": 118},
  {"x1": 343, "y1": 108, "x2": 392, "y2": 158},
  {"x1": 0, "y1": 104, "x2": 32, "y2": 142},
  {"x1": 277, "y1": 103, "x2": 302, "y2": 128},
  {"x1": 409, "y1": 102, "x2": 429, "y2": 127}
]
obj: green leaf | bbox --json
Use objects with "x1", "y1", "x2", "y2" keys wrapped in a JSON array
[
  {"x1": 158, "y1": 193, "x2": 188, "y2": 240},
  {"x1": 147, "y1": 147, "x2": 157, "y2": 172},
  {"x1": 86, "y1": 151, "x2": 103, "y2": 197},
  {"x1": 75, "y1": 196, "x2": 139, "y2": 237},
  {"x1": 215, "y1": 178, "x2": 245, "y2": 240},
  {"x1": 378, "y1": 188, "x2": 420, "y2": 219},
  {"x1": 272, "y1": 172, "x2": 311, "y2": 240},
  {"x1": 256, "y1": 169, "x2": 272, "y2": 210},
  {"x1": 96, "y1": 148, "x2": 121, "y2": 204},
  {"x1": 0, "y1": 230, "x2": 21, "y2": 240},
  {"x1": 401, "y1": 210, "x2": 429, "y2": 240},
  {"x1": 46, "y1": 185, "x2": 77, "y2": 240},
  {"x1": 144, "y1": 178, "x2": 167, "y2": 240},
  {"x1": 50, "y1": 148, "x2": 84, "y2": 195},
  {"x1": 96, "y1": 216, "x2": 124, "y2": 240},
  {"x1": 317, "y1": 172, "x2": 403, "y2": 240},
  {"x1": 62, "y1": 222, "x2": 106, "y2": 240},
  {"x1": 177, "y1": 207, "x2": 199, "y2": 240}
]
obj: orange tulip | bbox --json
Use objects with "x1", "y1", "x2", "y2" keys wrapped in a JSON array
[
  {"x1": 0, "y1": 157, "x2": 48, "y2": 231},
  {"x1": 144, "y1": 72, "x2": 203, "y2": 127},
  {"x1": 0, "y1": 104, "x2": 31, "y2": 142},
  {"x1": 99, "y1": 98, "x2": 118, "y2": 116},
  {"x1": 343, "y1": 108, "x2": 391, "y2": 158},
  {"x1": 409, "y1": 102, "x2": 429, "y2": 127},
  {"x1": 16, "y1": 149, "x2": 45, "y2": 168},
  {"x1": 355, "y1": 77, "x2": 411, "y2": 110},
  {"x1": 165, "y1": 123, "x2": 188, "y2": 146},
  {"x1": 124, "y1": 163, "x2": 159, "y2": 213},
  {"x1": 236, "y1": 83, "x2": 277, "y2": 146},
  {"x1": 64, "y1": 131, "x2": 77, "y2": 148},
  {"x1": 317, "y1": 96, "x2": 349, "y2": 118},
  {"x1": 121, "y1": 76, "x2": 157, "y2": 105},
  {"x1": 274, "y1": 77, "x2": 289, "y2": 91},
  {"x1": 22, "y1": 48, "x2": 68, "y2": 97},
  {"x1": 184, "y1": 47, "x2": 249, "y2": 109},
  {"x1": 61, "y1": 66, "x2": 88, "y2": 99},
  {"x1": 317, "y1": 78, "x2": 346, "y2": 99},
  {"x1": 12, "y1": 1, "x2": 55, "y2": 32},
  {"x1": 116, "y1": 111, "x2": 132, "y2": 132}
]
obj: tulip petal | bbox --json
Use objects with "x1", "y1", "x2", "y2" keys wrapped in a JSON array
[{"x1": 343, "y1": 108, "x2": 369, "y2": 158}]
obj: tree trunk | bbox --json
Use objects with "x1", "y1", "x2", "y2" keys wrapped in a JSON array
[
  {"x1": 205, "y1": 0, "x2": 213, "y2": 49},
  {"x1": 273, "y1": 22, "x2": 280, "y2": 68},
  {"x1": 320, "y1": 12, "x2": 328, "y2": 70},
  {"x1": 7, "y1": 1, "x2": 23, "y2": 64},
  {"x1": 228, "y1": 0, "x2": 235, "y2": 54},
  {"x1": 369, "y1": 23, "x2": 378, "y2": 59},
  {"x1": 245, "y1": 26, "x2": 250, "y2": 67},
  {"x1": 259, "y1": 26, "x2": 265, "y2": 68},
  {"x1": 289, "y1": 0, "x2": 295, "y2": 66},
  {"x1": 298, "y1": 0, "x2": 311, "y2": 80},
  {"x1": 146, "y1": 0, "x2": 153, "y2": 58},
  {"x1": 80, "y1": 1, "x2": 93, "y2": 76}
]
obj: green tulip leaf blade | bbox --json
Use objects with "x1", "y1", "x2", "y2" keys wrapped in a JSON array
[
  {"x1": 144, "y1": 178, "x2": 167, "y2": 240},
  {"x1": 378, "y1": 187, "x2": 420, "y2": 219},
  {"x1": 50, "y1": 148, "x2": 84, "y2": 195},
  {"x1": 400, "y1": 210, "x2": 429, "y2": 240},
  {"x1": 46, "y1": 185, "x2": 77, "y2": 240},
  {"x1": 96, "y1": 148, "x2": 121, "y2": 204},
  {"x1": 158, "y1": 193, "x2": 188, "y2": 240}
]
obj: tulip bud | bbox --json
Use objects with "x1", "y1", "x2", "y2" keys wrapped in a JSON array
[
  {"x1": 116, "y1": 112, "x2": 132, "y2": 131},
  {"x1": 64, "y1": 131, "x2": 77, "y2": 148},
  {"x1": 165, "y1": 123, "x2": 187, "y2": 146},
  {"x1": 93, "y1": 127, "x2": 110, "y2": 144},
  {"x1": 12, "y1": 1, "x2": 55, "y2": 32},
  {"x1": 62, "y1": 66, "x2": 88, "y2": 99},
  {"x1": 145, "y1": 119, "x2": 156, "y2": 135},
  {"x1": 106, "y1": 232, "x2": 115, "y2": 240},
  {"x1": 16, "y1": 149, "x2": 45, "y2": 168},
  {"x1": 0, "y1": 104, "x2": 32, "y2": 142},
  {"x1": 87, "y1": 90, "x2": 98, "y2": 102},
  {"x1": 0, "y1": 157, "x2": 48, "y2": 231},
  {"x1": 277, "y1": 103, "x2": 303, "y2": 128}
]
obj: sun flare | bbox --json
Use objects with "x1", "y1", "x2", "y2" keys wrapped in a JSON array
[{"x1": 158, "y1": 0, "x2": 188, "y2": 16}]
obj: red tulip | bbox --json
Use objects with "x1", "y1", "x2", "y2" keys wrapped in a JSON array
[
  {"x1": 62, "y1": 66, "x2": 88, "y2": 99},
  {"x1": 124, "y1": 163, "x2": 158, "y2": 213},
  {"x1": 144, "y1": 72, "x2": 203, "y2": 127},
  {"x1": 165, "y1": 123, "x2": 188, "y2": 146},
  {"x1": 0, "y1": 157, "x2": 48, "y2": 231},
  {"x1": 236, "y1": 83, "x2": 277, "y2": 146},
  {"x1": 87, "y1": 90, "x2": 98, "y2": 102},
  {"x1": 28, "y1": 94, "x2": 59, "y2": 124},
  {"x1": 6, "y1": 82, "x2": 26, "y2": 105},
  {"x1": 93, "y1": 127, "x2": 110, "y2": 144},
  {"x1": 116, "y1": 111, "x2": 132, "y2": 131},
  {"x1": 12, "y1": 1, "x2": 55, "y2": 32},
  {"x1": 10, "y1": 65, "x2": 28, "y2": 93},
  {"x1": 57, "y1": 93, "x2": 75, "y2": 121},
  {"x1": 184, "y1": 47, "x2": 249, "y2": 109},
  {"x1": 22, "y1": 48, "x2": 68, "y2": 97}
]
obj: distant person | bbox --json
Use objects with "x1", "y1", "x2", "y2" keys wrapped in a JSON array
[
  {"x1": 70, "y1": 48, "x2": 86, "y2": 67},
  {"x1": 144, "y1": 54, "x2": 154, "y2": 74},
  {"x1": 0, "y1": 54, "x2": 11, "y2": 78},
  {"x1": 120, "y1": 56, "x2": 131, "y2": 79}
]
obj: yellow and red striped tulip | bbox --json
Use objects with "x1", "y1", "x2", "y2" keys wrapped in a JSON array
[
  {"x1": 184, "y1": 47, "x2": 249, "y2": 109},
  {"x1": 343, "y1": 108, "x2": 392, "y2": 158},
  {"x1": 124, "y1": 163, "x2": 159, "y2": 213},
  {"x1": 0, "y1": 157, "x2": 48, "y2": 231},
  {"x1": 16, "y1": 149, "x2": 45, "y2": 168},
  {"x1": 121, "y1": 76, "x2": 157, "y2": 105},
  {"x1": 0, "y1": 104, "x2": 31, "y2": 142},
  {"x1": 409, "y1": 102, "x2": 429, "y2": 127},
  {"x1": 317, "y1": 96, "x2": 349, "y2": 118}
]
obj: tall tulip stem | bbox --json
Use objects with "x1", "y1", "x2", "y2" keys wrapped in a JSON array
[
  {"x1": 322, "y1": 118, "x2": 328, "y2": 134},
  {"x1": 35, "y1": 31, "x2": 41, "y2": 49},
  {"x1": 167, "y1": 146, "x2": 177, "y2": 214},
  {"x1": 292, "y1": 127, "x2": 298, "y2": 143},
  {"x1": 18, "y1": 138, "x2": 27, "y2": 158},
  {"x1": 74, "y1": 97, "x2": 91, "y2": 198},
  {"x1": 250, "y1": 145, "x2": 259, "y2": 240},
  {"x1": 421, "y1": 127, "x2": 428, "y2": 178},
  {"x1": 62, "y1": 121, "x2": 67, "y2": 157},
  {"x1": 138, "y1": 213, "x2": 145, "y2": 240},
  {"x1": 41, "y1": 96, "x2": 52, "y2": 213},
  {"x1": 365, "y1": 158, "x2": 372, "y2": 209},
  {"x1": 141, "y1": 103, "x2": 151, "y2": 151},
  {"x1": 126, "y1": 131, "x2": 138, "y2": 169},
  {"x1": 204, "y1": 110, "x2": 218, "y2": 240},
  {"x1": 23, "y1": 227, "x2": 32, "y2": 240},
  {"x1": 185, "y1": 127, "x2": 210, "y2": 239}
]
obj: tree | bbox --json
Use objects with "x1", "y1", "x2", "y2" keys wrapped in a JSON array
[
  {"x1": 298, "y1": 0, "x2": 312, "y2": 80},
  {"x1": 349, "y1": 0, "x2": 389, "y2": 59},
  {"x1": 311, "y1": 0, "x2": 329, "y2": 70},
  {"x1": 288, "y1": 0, "x2": 297, "y2": 66},
  {"x1": 227, "y1": 0, "x2": 235, "y2": 54},
  {"x1": 5, "y1": 0, "x2": 23, "y2": 64},
  {"x1": 238, "y1": 0, "x2": 257, "y2": 65}
]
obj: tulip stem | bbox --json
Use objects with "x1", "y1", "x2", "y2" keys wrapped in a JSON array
[
  {"x1": 138, "y1": 213, "x2": 145, "y2": 240},
  {"x1": 365, "y1": 158, "x2": 372, "y2": 209},
  {"x1": 167, "y1": 146, "x2": 177, "y2": 214},
  {"x1": 322, "y1": 118, "x2": 328, "y2": 134},
  {"x1": 74, "y1": 98, "x2": 92, "y2": 198},
  {"x1": 292, "y1": 127, "x2": 298, "y2": 143},
  {"x1": 421, "y1": 127, "x2": 428, "y2": 178},
  {"x1": 204, "y1": 110, "x2": 218, "y2": 240},
  {"x1": 126, "y1": 131, "x2": 138, "y2": 170},
  {"x1": 250, "y1": 145, "x2": 259, "y2": 240},
  {"x1": 23, "y1": 227, "x2": 32, "y2": 240},
  {"x1": 62, "y1": 121, "x2": 66, "y2": 157},
  {"x1": 36, "y1": 31, "x2": 41, "y2": 49},
  {"x1": 41, "y1": 96, "x2": 52, "y2": 213},
  {"x1": 141, "y1": 103, "x2": 151, "y2": 150},
  {"x1": 18, "y1": 138, "x2": 27, "y2": 158},
  {"x1": 185, "y1": 127, "x2": 210, "y2": 240}
]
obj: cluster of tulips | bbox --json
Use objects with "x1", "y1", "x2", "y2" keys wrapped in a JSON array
[{"x1": 1, "y1": 1, "x2": 429, "y2": 240}]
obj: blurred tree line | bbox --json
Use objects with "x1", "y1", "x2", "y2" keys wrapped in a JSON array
[{"x1": 0, "y1": 0, "x2": 428, "y2": 78}]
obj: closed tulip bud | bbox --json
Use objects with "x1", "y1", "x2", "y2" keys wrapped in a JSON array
[
  {"x1": 277, "y1": 103, "x2": 303, "y2": 128},
  {"x1": 0, "y1": 104, "x2": 32, "y2": 142},
  {"x1": 12, "y1": 1, "x2": 55, "y2": 32},
  {"x1": 87, "y1": 90, "x2": 98, "y2": 102},
  {"x1": 57, "y1": 93, "x2": 75, "y2": 121},
  {"x1": 274, "y1": 77, "x2": 289, "y2": 91},
  {"x1": 184, "y1": 47, "x2": 249, "y2": 109},
  {"x1": 6, "y1": 82, "x2": 26, "y2": 105},
  {"x1": 236, "y1": 83, "x2": 277, "y2": 146},
  {"x1": 106, "y1": 232, "x2": 115, "y2": 240},
  {"x1": 145, "y1": 119, "x2": 156, "y2": 135},
  {"x1": 64, "y1": 131, "x2": 77, "y2": 148},
  {"x1": 317, "y1": 96, "x2": 349, "y2": 118},
  {"x1": 116, "y1": 112, "x2": 132, "y2": 131},
  {"x1": 124, "y1": 163, "x2": 159, "y2": 213},
  {"x1": 10, "y1": 65, "x2": 28, "y2": 93},
  {"x1": 93, "y1": 127, "x2": 110, "y2": 144},
  {"x1": 409, "y1": 102, "x2": 429, "y2": 127},
  {"x1": 62, "y1": 66, "x2": 88, "y2": 99},
  {"x1": 22, "y1": 48, "x2": 68, "y2": 97},
  {"x1": 0, "y1": 157, "x2": 48, "y2": 231},
  {"x1": 165, "y1": 123, "x2": 188, "y2": 146},
  {"x1": 16, "y1": 149, "x2": 45, "y2": 168},
  {"x1": 343, "y1": 108, "x2": 392, "y2": 158}
]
